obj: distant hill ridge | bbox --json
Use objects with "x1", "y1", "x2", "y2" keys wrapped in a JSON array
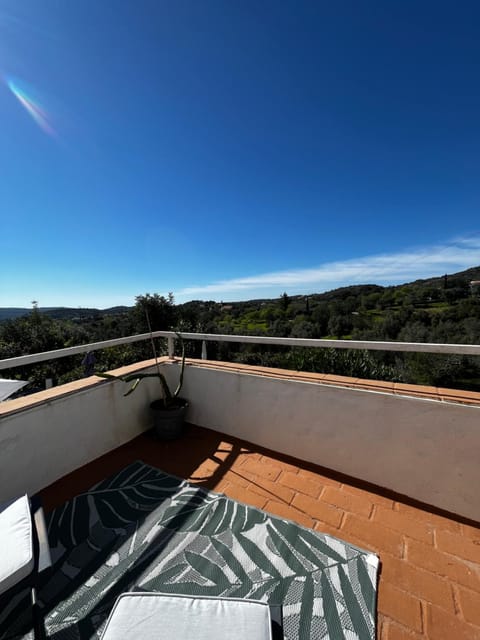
[
  {"x1": 0, "y1": 306, "x2": 130, "y2": 322},
  {"x1": 1, "y1": 265, "x2": 479, "y2": 322}
]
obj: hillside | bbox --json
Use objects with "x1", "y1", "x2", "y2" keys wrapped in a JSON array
[
  {"x1": 1, "y1": 265, "x2": 479, "y2": 322},
  {"x1": 1, "y1": 266, "x2": 479, "y2": 393},
  {"x1": 0, "y1": 306, "x2": 131, "y2": 322}
]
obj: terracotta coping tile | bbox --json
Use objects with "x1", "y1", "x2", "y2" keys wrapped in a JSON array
[
  {"x1": 5, "y1": 357, "x2": 480, "y2": 425},
  {"x1": 192, "y1": 359, "x2": 480, "y2": 406}
]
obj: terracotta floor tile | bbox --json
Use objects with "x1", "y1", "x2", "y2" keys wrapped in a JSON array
[
  {"x1": 322, "y1": 486, "x2": 373, "y2": 519},
  {"x1": 291, "y1": 492, "x2": 343, "y2": 528},
  {"x1": 190, "y1": 458, "x2": 220, "y2": 480},
  {"x1": 212, "y1": 442, "x2": 235, "y2": 461},
  {"x1": 395, "y1": 502, "x2": 462, "y2": 534},
  {"x1": 380, "y1": 553, "x2": 455, "y2": 614},
  {"x1": 378, "y1": 582, "x2": 423, "y2": 632},
  {"x1": 378, "y1": 615, "x2": 388, "y2": 639},
  {"x1": 456, "y1": 585, "x2": 480, "y2": 626},
  {"x1": 225, "y1": 483, "x2": 269, "y2": 510},
  {"x1": 386, "y1": 620, "x2": 426, "y2": 640},
  {"x1": 435, "y1": 529, "x2": 480, "y2": 564},
  {"x1": 221, "y1": 469, "x2": 252, "y2": 489},
  {"x1": 264, "y1": 500, "x2": 315, "y2": 529},
  {"x1": 297, "y1": 467, "x2": 341, "y2": 488},
  {"x1": 313, "y1": 520, "x2": 346, "y2": 539},
  {"x1": 461, "y1": 522, "x2": 480, "y2": 541},
  {"x1": 406, "y1": 539, "x2": 480, "y2": 593},
  {"x1": 240, "y1": 457, "x2": 283, "y2": 481},
  {"x1": 246, "y1": 476, "x2": 295, "y2": 504},
  {"x1": 342, "y1": 513, "x2": 405, "y2": 557},
  {"x1": 278, "y1": 471, "x2": 323, "y2": 498},
  {"x1": 426, "y1": 603, "x2": 480, "y2": 640},
  {"x1": 38, "y1": 424, "x2": 480, "y2": 640},
  {"x1": 374, "y1": 506, "x2": 434, "y2": 544},
  {"x1": 342, "y1": 484, "x2": 395, "y2": 510},
  {"x1": 260, "y1": 454, "x2": 300, "y2": 474}
]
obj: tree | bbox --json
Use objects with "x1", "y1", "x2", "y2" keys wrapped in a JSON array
[
  {"x1": 132, "y1": 293, "x2": 176, "y2": 332},
  {"x1": 327, "y1": 314, "x2": 353, "y2": 338},
  {"x1": 279, "y1": 292, "x2": 290, "y2": 312}
]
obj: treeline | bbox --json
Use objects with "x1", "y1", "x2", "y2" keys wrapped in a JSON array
[
  {"x1": 174, "y1": 274, "x2": 480, "y2": 390},
  {"x1": 1, "y1": 268, "x2": 480, "y2": 394}
]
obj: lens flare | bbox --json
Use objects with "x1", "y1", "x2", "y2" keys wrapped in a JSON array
[{"x1": 6, "y1": 77, "x2": 55, "y2": 137}]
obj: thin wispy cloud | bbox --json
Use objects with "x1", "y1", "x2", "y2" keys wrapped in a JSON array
[{"x1": 176, "y1": 236, "x2": 480, "y2": 301}]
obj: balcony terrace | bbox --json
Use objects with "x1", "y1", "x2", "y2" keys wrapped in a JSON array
[{"x1": 1, "y1": 333, "x2": 480, "y2": 639}]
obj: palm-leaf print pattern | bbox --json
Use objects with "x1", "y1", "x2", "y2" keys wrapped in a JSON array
[{"x1": 0, "y1": 461, "x2": 378, "y2": 639}]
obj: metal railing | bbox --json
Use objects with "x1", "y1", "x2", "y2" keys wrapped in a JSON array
[{"x1": 1, "y1": 331, "x2": 480, "y2": 372}]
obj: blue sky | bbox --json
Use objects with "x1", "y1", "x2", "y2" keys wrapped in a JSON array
[{"x1": 1, "y1": 1, "x2": 479, "y2": 308}]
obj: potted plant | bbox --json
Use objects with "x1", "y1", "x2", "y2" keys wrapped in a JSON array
[{"x1": 99, "y1": 331, "x2": 188, "y2": 441}]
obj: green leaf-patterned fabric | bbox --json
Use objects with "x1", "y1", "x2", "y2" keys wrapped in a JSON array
[{"x1": 0, "y1": 461, "x2": 378, "y2": 639}]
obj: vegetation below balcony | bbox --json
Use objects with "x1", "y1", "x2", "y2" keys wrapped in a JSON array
[{"x1": 1, "y1": 265, "x2": 480, "y2": 394}]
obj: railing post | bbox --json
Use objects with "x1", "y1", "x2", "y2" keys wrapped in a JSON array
[
  {"x1": 168, "y1": 336, "x2": 175, "y2": 359},
  {"x1": 201, "y1": 340, "x2": 207, "y2": 360}
]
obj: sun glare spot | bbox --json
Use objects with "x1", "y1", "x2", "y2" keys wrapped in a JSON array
[{"x1": 5, "y1": 76, "x2": 56, "y2": 137}]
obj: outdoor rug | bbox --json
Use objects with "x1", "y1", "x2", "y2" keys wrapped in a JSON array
[{"x1": 0, "y1": 461, "x2": 378, "y2": 640}]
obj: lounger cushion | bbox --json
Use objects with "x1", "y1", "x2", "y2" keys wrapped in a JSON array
[
  {"x1": 0, "y1": 495, "x2": 34, "y2": 596},
  {"x1": 101, "y1": 592, "x2": 273, "y2": 640}
]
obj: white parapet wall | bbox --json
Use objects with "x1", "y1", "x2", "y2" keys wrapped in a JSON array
[
  {"x1": 1, "y1": 358, "x2": 479, "y2": 522},
  {"x1": 166, "y1": 362, "x2": 480, "y2": 522},
  {"x1": 0, "y1": 360, "x2": 164, "y2": 502}
]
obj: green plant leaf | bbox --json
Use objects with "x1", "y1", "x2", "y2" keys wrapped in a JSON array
[
  {"x1": 173, "y1": 332, "x2": 186, "y2": 398},
  {"x1": 124, "y1": 377, "x2": 141, "y2": 396},
  {"x1": 96, "y1": 372, "x2": 120, "y2": 380}
]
